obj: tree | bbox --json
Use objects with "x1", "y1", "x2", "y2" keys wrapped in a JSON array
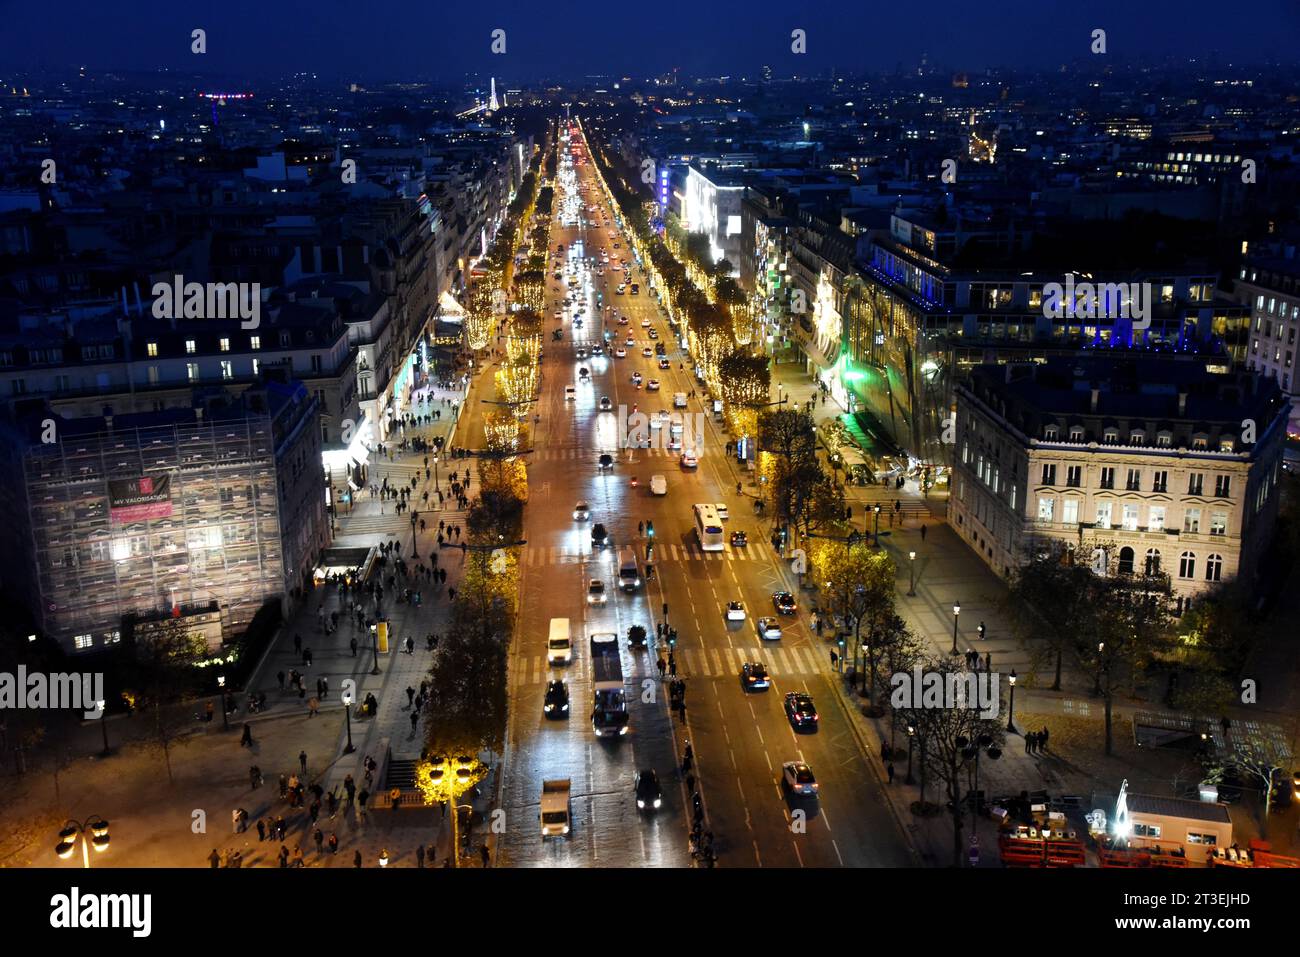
[
  {"x1": 127, "y1": 616, "x2": 207, "y2": 785},
  {"x1": 1219, "y1": 731, "x2": 1291, "y2": 836},
  {"x1": 718, "y1": 350, "x2": 770, "y2": 409},
  {"x1": 1005, "y1": 544, "x2": 1101, "y2": 691}
]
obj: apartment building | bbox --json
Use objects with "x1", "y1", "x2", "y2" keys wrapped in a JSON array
[
  {"x1": 951, "y1": 355, "x2": 1288, "y2": 610},
  {"x1": 1236, "y1": 246, "x2": 1300, "y2": 436}
]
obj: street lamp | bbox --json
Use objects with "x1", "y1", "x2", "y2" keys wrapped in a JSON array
[
  {"x1": 217, "y1": 675, "x2": 230, "y2": 732},
  {"x1": 908, "y1": 551, "x2": 917, "y2": 596},
  {"x1": 1093, "y1": 641, "x2": 1105, "y2": 697},
  {"x1": 370, "y1": 623, "x2": 381, "y2": 676},
  {"x1": 873, "y1": 504, "x2": 881, "y2": 546},
  {"x1": 950, "y1": 601, "x2": 961, "y2": 655},
  {"x1": 1006, "y1": 669, "x2": 1018, "y2": 734},
  {"x1": 96, "y1": 700, "x2": 110, "y2": 756},
  {"x1": 410, "y1": 510, "x2": 420, "y2": 559},
  {"x1": 378, "y1": 848, "x2": 389, "y2": 868},
  {"x1": 342, "y1": 690, "x2": 355, "y2": 754},
  {"x1": 959, "y1": 734, "x2": 1000, "y2": 842},
  {"x1": 432, "y1": 454, "x2": 441, "y2": 494},
  {"x1": 905, "y1": 723, "x2": 916, "y2": 785},
  {"x1": 55, "y1": 817, "x2": 110, "y2": 868}
]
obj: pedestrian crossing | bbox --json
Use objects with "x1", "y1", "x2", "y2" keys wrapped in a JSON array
[
  {"x1": 520, "y1": 542, "x2": 761, "y2": 566},
  {"x1": 530, "y1": 447, "x2": 703, "y2": 462},
  {"x1": 510, "y1": 643, "x2": 827, "y2": 688}
]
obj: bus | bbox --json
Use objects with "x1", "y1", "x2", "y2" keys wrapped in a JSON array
[{"x1": 693, "y1": 504, "x2": 724, "y2": 552}]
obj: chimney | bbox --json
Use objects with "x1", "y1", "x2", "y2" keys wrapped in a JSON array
[
  {"x1": 1090, "y1": 387, "x2": 1099, "y2": 413},
  {"x1": 1177, "y1": 392, "x2": 1187, "y2": 416}
]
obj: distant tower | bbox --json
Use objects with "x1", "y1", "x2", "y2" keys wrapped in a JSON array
[{"x1": 488, "y1": 77, "x2": 500, "y2": 112}]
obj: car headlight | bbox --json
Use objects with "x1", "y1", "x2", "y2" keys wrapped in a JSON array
[
  {"x1": 619, "y1": 726, "x2": 628, "y2": 735},
  {"x1": 562, "y1": 704, "x2": 568, "y2": 711},
  {"x1": 545, "y1": 704, "x2": 554, "y2": 711},
  {"x1": 653, "y1": 798, "x2": 662, "y2": 808},
  {"x1": 637, "y1": 799, "x2": 645, "y2": 808}
]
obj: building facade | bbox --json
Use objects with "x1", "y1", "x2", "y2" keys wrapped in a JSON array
[{"x1": 950, "y1": 356, "x2": 1287, "y2": 610}]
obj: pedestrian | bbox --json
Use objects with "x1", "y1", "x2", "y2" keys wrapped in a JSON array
[
  {"x1": 668, "y1": 654, "x2": 677, "y2": 677},
  {"x1": 417, "y1": 844, "x2": 425, "y2": 868},
  {"x1": 208, "y1": 847, "x2": 221, "y2": 868},
  {"x1": 279, "y1": 773, "x2": 289, "y2": 798},
  {"x1": 350, "y1": 637, "x2": 358, "y2": 657},
  {"x1": 275, "y1": 816, "x2": 286, "y2": 841},
  {"x1": 329, "y1": 832, "x2": 339, "y2": 854},
  {"x1": 887, "y1": 762, "x2": 896, "y2": 784},
  {"x1": 406, "y1": 686, "x2": 416, "y2": 707},
  {"x1": 299, "y1": 750, "x2": 308, "y2": 774},
  {"x1": 277, "y1": 670, "x2": 286, "y2": 690},
  {"x1": 256, "y1": 818, "x2": 266, "y2": 842},
  {"x1": 1024, "y1": 733, "x2": 1032, "y2": 755},
  {"x1": 240, "y1": 723, "x2": 253, "y2": 747},
  {"x1": 920, "y1": 524, "x2": 927, "y2": 542},
  {"x1": 410, "y1": 710, "x2": 419, "y2": 733},
  {"x1": 359, "y1": 789, "x2": 369, "y2": 813},
  {"x1": 1040, "y1": 726, "x2": 1049, "y2": 750},
  {"x1": 830, "y1": 649, "x2": 839, "y2": 669},
  {"x1": 291, "y1": 848, "x2": 305, "y2": 868},
  {"x1": 249, "y1": 765, "x2": 260, "y2": 789},
  {"x1": 480, "y1": 845, "x2": 490, "y2": 868},
  {"x1": 344, "y1": 775, "x2": 356, "y2": 803},
  {"x1": 656, "y1": 657, "x2": 666, "y2": 679},
  {"x1": 406, "y1": 636, "x2": 415, "y2": 655},
  {"x1": 310, "y1": 800, "x2": 321, "y2": 825},
  {"x1": 293, "y1": 633, "x2": 302, "y2": 654}
]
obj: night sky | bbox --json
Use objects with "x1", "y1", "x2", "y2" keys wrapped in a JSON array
[{"x1": 1, "y1": 0, "x2": 1298, "y2": 82}]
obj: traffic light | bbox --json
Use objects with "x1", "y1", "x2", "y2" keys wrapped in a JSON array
[
  {"x1": 646, "y1": 521, "x2": 654, "y2": 538},
  {"x1": 668, "y1": 629, "x2": 677, "y2": 649}
]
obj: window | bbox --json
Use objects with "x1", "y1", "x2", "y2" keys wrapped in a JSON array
[
  {"x1": 1041, "y1": 463, "x2": 1056, "y2": 486},
  {"x1": 311, "y1": 354, "x2": 323, "y2": 373},
  {"x1": 1184, "y1": 508, "x2": 1201, "y2": 534},
  {"x1": 1044, "y1": 425, "x2": 1058, "y2": 441},
  {"x1": 1156, "y1": 431, "x2": 1172, "y2": 447},
  {"x1": 147, "y1": 365, "x2": 160, "y2": 385},
  {"x1": 280, "y1": 330, "x2": 292, "y2": 347},
  {"x1": 1066, "y1": 466, "x2": 1082, "y2": 487},
  {"x1": 1133, "y1": 823, "x2": 1162, "y2": 838},
  {"x1": 1095, "y1": 501, "x2": 1112, "y2": 528},
  {"x1": 1152, "y1": 470, "x2": 1168, "y2": 493},
  {"x1": 1062, "y1": 499, "x2": 1079, "y2": 525},
  {"x1": 252, "y1": 358, "x2": 260, "y2": 375},
  {"x1": 250, "y1": 335, "x2": 261, "y2": 350},
  {"x1": 220, "y1": 360, "x2": 233, "y2": 380},
  {"x1": 1179, "y1": 551, "x2": 1196, "y2": 579},
  {"x1": 1210, "y1": 511, "x2": 1227, "y2": 536},
  {"x1": 73, "y1": 633, "x2": 94, "y2": 650},
  {"x1": 1118, "y1": 547, "x2": 1135, "y2": 575},
  {"x1": 1100, "y1": 467, "x2": 1115, "y2": 490},
  {"x1": 1103, "y1": 428, "x2": 1120, "y2": 445},
  {"x1": 1122, "y1": 504, "x2": 1139, "y2": 531},
  {"x1": 1205, "y1": 554, "x2": 1223, "y2": 582},
  {"x1": 1214, "y1": 475, "x2": 1231, "y2": 498},
  {"x1": 1037, "y1": 497, "x2": 1055, "y2": 522},
  {"x1": 1069, "y1": 426, "x2": 1084, "y2": 442},
  {"x1": 1186, "y1": 832, "x2": 1218, "y2": 847},
  {"x1": 1126, "y1": 468, "x2": 1141, "y2": 491},
  {"x1": 219, "y1": 337, "x2": 231, "y2": 352},
  {"x1": 186, "y1": 362, "x2": 200, "y2": 382},
  {"x1": 185, "y1": 339, "x2": 197, "y2": 354},
  {"x1": 147, "y1": 342, "x2": 159, "y2": 357},
  {"x1": 1009, "y1": 483, "x2": 1017, "y2": 512},
  {"x1": 1145, "y1": 548, "x2": 1162, "y2": 575},
  {"x1": 1129, "y1": 430, "x2": 1145, "y2": 446},
  {"x1": 1188, "y1": 473, "x2": 1204, "y2": 496},
  {"x1": 1149, "y1": 506, "x2": 1166, "y2": 531}
]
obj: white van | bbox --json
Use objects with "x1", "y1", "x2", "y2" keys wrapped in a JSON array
[
  {"x1": 617, "y1": 549, "x2": 642, "y2": 591},
  {"x1": 650, "y1": 474, "x2": 667, "y2": 496},
  {"x1": 673, "y1": 392, "x2": 688, "y2": 409},
  {"x1": 564, "y1": 385, "x2": 577, "y2": 401},
  {"x1": 548, "y1": 618, "x2": 572, "y2": 665}
]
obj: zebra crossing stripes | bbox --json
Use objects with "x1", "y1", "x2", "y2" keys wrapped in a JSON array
[
  {"x1": 533, "y1": 447, "x2": 696, "y2": 462},
  {"x1": 508, "y1": 644, "x2": 825, "y2": 688},
  {"x1": 520, "y1": 542, "x2": 756, "y2": 567}
]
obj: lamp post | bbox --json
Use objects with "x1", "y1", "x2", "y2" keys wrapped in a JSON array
[
  {"x1": 217, "y1": 675, "x2": 230, "y2": 732},
  {"x1": 1092, "y1": 641, "x2": 1105, "y2": 697},
  {"x1": 960, "y1": 734, "x2": 1000, "y2": 843},
  {"x1": 873, "y1": 504, "x2": 881, "y2": 546},
  {"x1": 908, "y1": 550, "x2": 917, "y2": 596},
  {"x1": 950, "y1": 601, "x2": 961, "y2": 655},
  {"x1": 96, "y1": 700, "x2": 110, "y2": 756},
  {"x1": 410, "y1": 511, "x2": 420, "y2": 560},
  {"x1": 342, "y1": 690, "x2": 355, "y2": 754},
  {"x1": 55, "y1": 817, "x2": 110, "y2": 868},
  {"x1": 905, "y1": 723, "x2": 916, "y2": 785},
  {"x1": 1006, "y1": 669, "x2": 1018, "y2": 734},
  {"x1": 370, "y1": 623, "x2": 381, "y2": 676},
  {"x1": 433, "y1": 454, "x2": 441, "y2": 494}
]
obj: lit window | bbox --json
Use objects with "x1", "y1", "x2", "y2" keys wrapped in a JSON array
[
  {"x1": 185, "y1": 339, "x2": 197, "y2": 354},
  {"x1": 187, "y1": 362, "x2": 200, "y2": 382},
  {"x1": 250, "y1": 335, "x2": 261, "y2": 350},
  {"x1": 147, "y1": 342, "x2": 159, "y2": 357},
  {"x1": 220, "y1": 360, "x2": 233, "y2": 380},
  {"x1": 73, "y1": 634, "x2": 94, "y2": 650},
  {"x1": 219, "y1": 337, "x2": 231, "y2": 352}
]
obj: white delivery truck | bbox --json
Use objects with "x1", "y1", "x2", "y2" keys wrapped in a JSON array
[
  {"x1": 547, "y1": 618, "x2": 572, "y2": 665},
  {"x1": 589, "y1": 634, "x2": 629, "y2": 737},
  {"x1": 540, "y1": 779, "x2": 572, "y2": 837}
]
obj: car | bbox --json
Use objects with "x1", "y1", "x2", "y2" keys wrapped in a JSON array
[
  {"x1": 641, "y1": 318, "x2": 651, "y2": 328},
  {"x1": 646, "y1": 379, "x2": 660, "y2": 391},
  {"x1": 578, "y1": 366, "x2": 590, "y2": 380},
  {"x1": 597, "y1": 453, "x2": 614, "y2": 470},
  {"x1": 615, "y1": 348, "x2": 626, "y2": 358},
  {"x1": 655, "y1": 343, "x2": 667, "y2": 356},
  {"x1": 781, "y1": 761, "x2": 819, "y2": 795},
  {"x1": 680, "y1": 452, "x2": 698, "y2": 468},
  {"x1": 544, "y1": 680, "x2": 570, "y2": 719},
  {"x1": 631, "y1": 372, "x2": 643, "y2": 385},
  {"x1": 730, "y1": 530, "x2": 748, "y2": 547},
  {"x1": 648, "y1": 329, "x2": 658, "y2": 340},
  {"x1": 617, "y1": 285, "x2": 626, "y2": 295},
  {"x1": 591, "y1": 344, "x2": 605, "y2": 356},
  {"x1": 587, "y1": 579, "x2": 607, "y2": 604},
  {"x1": 658, "y1": 357, "x2": 671, "y2": 369},
  {"x1": 784, "y1": 692, "x2": 819, "y2": 730},
  {"x1": 756, "y1": 617, "x2": 782, "y2": 640},
  {"x1": 641, "y1": 347, "x2": 653, "y2": 358},
  {"x1": 618, "y1": 315, "x2": 629, "y2": 325},
  {"x1": 772, "y1": 591, "x2": 797, "y2": 615},
  {"x1": 625, "y1": 336, "x2": 635, "y2": 347},
  {"x1": 573, "y1": 501, "x2": 590, "y2": 520},
  {"x1": 634, "y1": 770, "x2": 663, "y2": 812},
  {"x1": 564, "y1": 385, "x2": 576, "y2": 401},
  {"x1": 575, "y1": 347, "x2": 588, "y2": 359},
  {"x1": 599, "y1": 396, "x2": 613, "y2": 410},
  {"x1": 649, "y1": 474, "x2": 667, "y2": 495},
  {"x1": 725, "y1": 600, "x2": 746, "y2": 621},
  {"x1": 666, "y1": 435, "x2": 682, "y2": 451},
  {"x1": 741, "y1": 662, "x2": 770, "y2": 691},
  {"x1": 714, "y1": 503, "x2": 729, "y2": 520}
]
